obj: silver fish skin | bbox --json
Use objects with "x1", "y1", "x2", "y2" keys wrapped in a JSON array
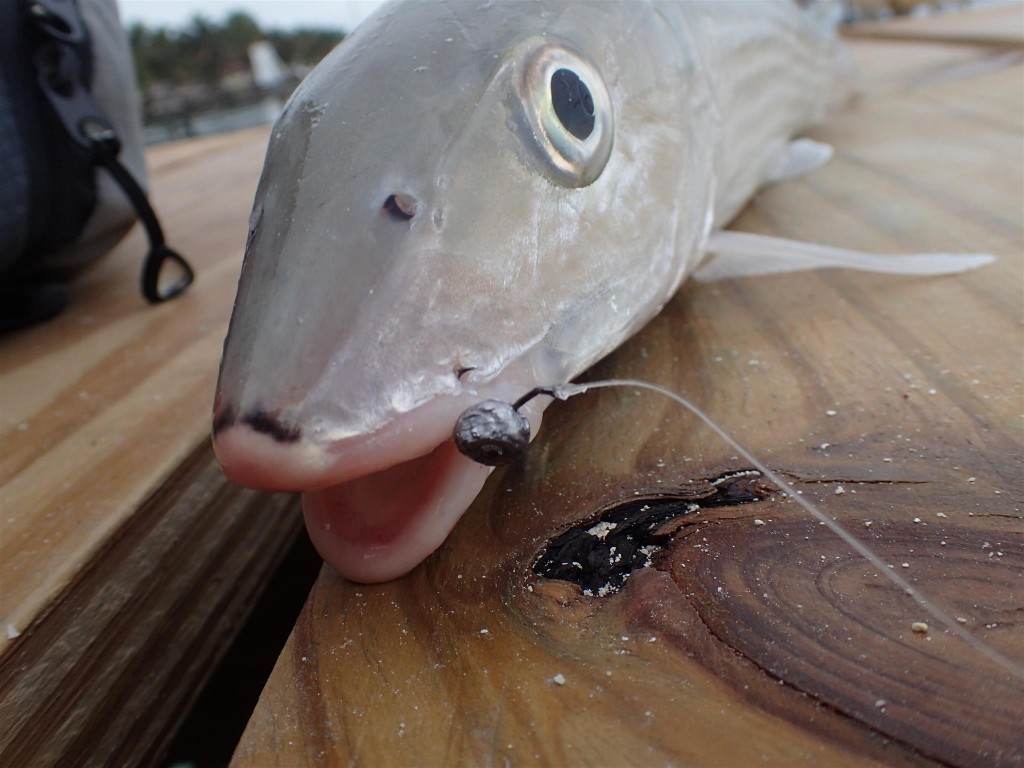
[{"x1": 212, "y1": 0, "x2": 843, "y2": 582}]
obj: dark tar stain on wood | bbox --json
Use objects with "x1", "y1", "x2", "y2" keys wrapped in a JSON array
[{"x1": 533, "y1": 470, "x2": 774, "y2": 597}]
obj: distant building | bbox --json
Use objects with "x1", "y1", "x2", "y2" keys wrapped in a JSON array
[{"x1": 249, "y1": 42, "x2": 296, "y2": 91}]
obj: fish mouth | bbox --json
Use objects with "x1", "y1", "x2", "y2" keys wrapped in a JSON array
[
  {"x1": 211, "y1": 369, "x2": 546, "y2": 583},
  {"x1": 302, "y1": 442, "x2": 493, "y2": 582}
]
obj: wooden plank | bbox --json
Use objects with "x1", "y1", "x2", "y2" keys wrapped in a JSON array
[
  {"x1": 232, "y1": 16, "x2": 1024, "y2": 768},
  {"x1": 0, "y1": 126, "x2": 301, "y2": 766},
  {"x1": 844, "y1": 3, "x2": 1024, "y2": 48}
]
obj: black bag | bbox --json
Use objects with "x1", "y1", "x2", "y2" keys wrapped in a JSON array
[{"x1": 0, "y1": 0, "x2": 192, "y2": 331}]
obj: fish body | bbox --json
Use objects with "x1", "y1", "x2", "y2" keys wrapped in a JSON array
[{"x1": 213, "y1": 0, "x2": 845, "y2": 582}]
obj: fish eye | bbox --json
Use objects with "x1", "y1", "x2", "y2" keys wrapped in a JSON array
[
  {"x1": 551, "y1": 68, "x2": 595, "y2": 140},
  {"x1": 514, "y1": 45, "x2": 613, "y2": 188}
]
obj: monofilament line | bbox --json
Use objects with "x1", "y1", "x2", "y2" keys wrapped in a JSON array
[{"x1": 550, "y1": 377, "x2": 1024, "y2": 681}]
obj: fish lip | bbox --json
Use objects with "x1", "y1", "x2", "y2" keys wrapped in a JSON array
[
  {"x1": 301, "y1": 440, "x2": 492, "y2": 583},
  {"x1": 296, "y1": 391, "x2": 547, "y2": 583},
  {"x1": 212, "y1": 397, "x2": 465, "y2": 493},
  {"x1": 212, "y1": 352, "x2": 550, "y2": 493}
]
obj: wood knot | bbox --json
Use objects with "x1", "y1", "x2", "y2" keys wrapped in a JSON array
[{"x1": 532, "y1": 470, "x2": 773, "y2": 598}]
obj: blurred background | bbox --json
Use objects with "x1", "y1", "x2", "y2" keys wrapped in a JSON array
[
  {"x1": 118, "y1": 0, "x2": 383, "y2": 144},
  {"x1": 118, "y1": 0, "x2": 990, "y2": 146}
]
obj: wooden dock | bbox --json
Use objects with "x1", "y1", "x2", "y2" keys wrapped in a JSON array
[
  {"x1": 1, "y1": 5, "x2": 1021, "y2": 767},
  {"x1": 0, "y1": 130, "x2": 298, "y2": 766}
]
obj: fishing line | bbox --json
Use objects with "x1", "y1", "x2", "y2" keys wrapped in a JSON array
[{"x1": 455, "y1": 378, "x2": 1024, "y2": 680}]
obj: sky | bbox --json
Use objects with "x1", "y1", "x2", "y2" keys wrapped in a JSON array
[{"x1": 118, "y1": 0, "x2": 384, "y2": 32}]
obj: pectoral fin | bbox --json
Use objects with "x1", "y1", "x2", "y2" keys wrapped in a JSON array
[
  {"x1": 694, "y1": 230, "x2": 995, "y2": 283},
  {"x1": 765, "y1": 138, "x2": 834, "y2": 184}
]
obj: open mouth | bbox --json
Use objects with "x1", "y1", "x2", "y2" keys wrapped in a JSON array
[
  {"x1": 212, "y1": 379, "x2": 546, "y2": 583},
  {"x1": 302, "y1": 441, "x2": 492, "y2": 582}
]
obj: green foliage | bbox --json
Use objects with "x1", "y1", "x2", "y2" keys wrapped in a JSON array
[{"x1": 128, "y1": 12, "x2": 344, "y2": 91}]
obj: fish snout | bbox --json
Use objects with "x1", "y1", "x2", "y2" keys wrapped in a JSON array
[
  {"x1": 210, "y1": 393, "x2": 477, "y2": 494},
  {"x1": 211, "y1": 401, "x2": 323, "y2": 491}
]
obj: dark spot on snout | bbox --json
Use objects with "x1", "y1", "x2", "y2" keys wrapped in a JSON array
[
  {"x1": 383, "y1": 193, "x2": 417, "y2": 221},
  {"x1": 212, "y1": 405, "x2": 237, "y2": 435},
  {"x1": 454, "y1": 365, "x2": 477, "y2": 380},
  {"x1": 242, "y1": 408, "x2": 302, "y2": 444}
]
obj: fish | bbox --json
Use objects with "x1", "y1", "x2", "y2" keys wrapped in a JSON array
[{"x1": 211, "y1": 0, "x2": 991, "y2": 583}]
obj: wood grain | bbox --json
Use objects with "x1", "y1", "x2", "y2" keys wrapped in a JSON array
[
  {"x1": 0, "y1": 127, "x2": 301, "y2": 766},
  {"x1": 845, "y1": 3, "x2": 1024, "y2": 48},
  {"x1": 232, "y1": 12, "x2": 1023, "y2": 768}
]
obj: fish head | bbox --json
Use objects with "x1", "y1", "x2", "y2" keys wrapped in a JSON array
[{"x1": 213, "y1": 1, "x2": 709, "y2": 582}]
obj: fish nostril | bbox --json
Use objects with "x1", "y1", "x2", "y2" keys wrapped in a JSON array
[{"x1": 383, "y1": 193, "x2": 417, "y2": 221}]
